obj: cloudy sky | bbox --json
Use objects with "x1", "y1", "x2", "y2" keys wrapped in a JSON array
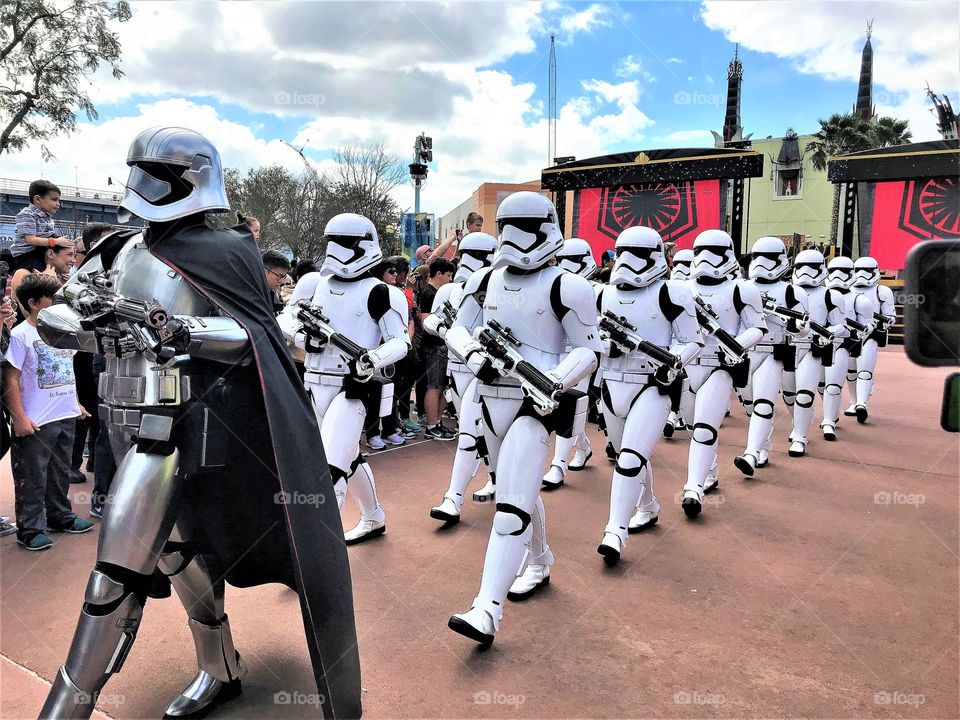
[{"x1": 4, "y1": 0, "x2": 958, "y2": 217}]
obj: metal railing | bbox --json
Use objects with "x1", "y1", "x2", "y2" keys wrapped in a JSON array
[{"x1": 0, "y1": 178, "x2": 122, "y2": 204}]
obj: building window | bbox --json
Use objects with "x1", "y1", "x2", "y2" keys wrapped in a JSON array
[{"x1": 776, "y1": 166, "x2": 801, "y2": 197}]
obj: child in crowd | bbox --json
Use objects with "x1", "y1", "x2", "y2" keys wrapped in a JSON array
[
  {"x1": 3, "y1": 273, "x2": 93, "y2": 550},
  {"x1": 11, "y1": 180, "x2": 73, "y2": 273}
]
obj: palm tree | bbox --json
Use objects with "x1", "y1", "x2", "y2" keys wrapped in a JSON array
[
  {"x1": 868, "y1": 115, "x2": 913, "y2": 148},
  {"x1": 808, "y1": 113, "x2": 911, "y2": 246}
]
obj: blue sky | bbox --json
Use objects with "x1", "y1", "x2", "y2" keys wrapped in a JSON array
[{"x1": 4, "y1": 1, "x2": 957, "y2": 216}]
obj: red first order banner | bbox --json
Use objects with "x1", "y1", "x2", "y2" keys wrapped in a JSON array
[
  {"x1": 575, "y1": 180, "x2": 722, "y2": 260},
  {"x1": 871, "y1": 177, "x2": 959, "y2": 270}
]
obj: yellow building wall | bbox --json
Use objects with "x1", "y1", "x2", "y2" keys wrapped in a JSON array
[{"x1": 743, "y1": 134, "x2": 834, "y2": 253}]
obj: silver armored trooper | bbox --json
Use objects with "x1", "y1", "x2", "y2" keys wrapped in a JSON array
[
  {"x1": 425, "y1": 231, "x2": 498, "y2": 524},
  {"x1": 280, "y1": 213, "x2": 410, "y2": 544},
  {"x1": 445, "y1": 192, "x2": 601, "y2": 645},
  {"x1": 36, "y1": 128, "x2": 361, "y2": 720},
  {"x1": 595, "y1": 227, "x2": 703, "y2": 565}
]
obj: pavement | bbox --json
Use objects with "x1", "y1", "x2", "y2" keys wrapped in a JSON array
[{"x1": 1, "y1": 347, "x2": 957, "y2": 719}]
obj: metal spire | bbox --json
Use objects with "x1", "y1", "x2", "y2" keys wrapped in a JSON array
[{"x1": 548, "y1": 33, "x2": 557, "y2": 167}]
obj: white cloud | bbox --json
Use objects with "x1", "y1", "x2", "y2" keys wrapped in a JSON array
[
  {"x1": 701, "y1": 0, "x2": 960, "y2": 140},
  {"x1": 557, "y1": 3, "x2": 613, "y2": 40},
  {"x1": 666, "y1": 57, "x2": 683, "y2": 65},
  {"x1": 0, "y1": 99, "x2": 307, "y2": 194},
  {"x1": 704, "y1": 74, "x2": 715, "y2": 85},
  {"x1": 653, "y1": 129, "x2": 713, "y2": 144},
  {"x1": 615, "y1": 54, "x2": 656, "y2": 82}
]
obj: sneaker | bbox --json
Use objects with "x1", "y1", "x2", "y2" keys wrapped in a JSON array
[
  {"x1": 0, "y1": 519, "x2": 17, "y2": 537},
  {"x1": 50, "y1": 518, "x2": 95, "y2": 534},
  {"x1": 366, "y1": 436, "x2": 386, "y2": 450},
  {"x1": 401, "y1": 429, "x2": 418, "y2": 439},
  {"x1": 384, "y1": 433, "x2": 406, "y2": 446},
  {"x1": 89, "y1": 504, "x2": 103, "y2": 520},
  {"x1": 82, "y1": 447, "x2": 91, "y2": 458},
  {"x1": 401, "y1": 419, "x2": 421, "y2": 433},
  {"x1": 425, "y1": 425, "x2": 456, "y2": 441},
  {"x1": 18, "y1": 533, "x2": 53, "y2": 551}
]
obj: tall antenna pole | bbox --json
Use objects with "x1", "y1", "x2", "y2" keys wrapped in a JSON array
[{"x1": 548, "y1": 33, "x2": 557, "y2": 167}]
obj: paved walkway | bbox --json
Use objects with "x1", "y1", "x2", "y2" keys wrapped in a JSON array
[{"x1": 1, "y1": 348, "x2": 957, "y2": 718}]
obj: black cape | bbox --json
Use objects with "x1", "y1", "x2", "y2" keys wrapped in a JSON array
[{"x1": 138, "y1": 218, "x2": 362, "y2": 719}]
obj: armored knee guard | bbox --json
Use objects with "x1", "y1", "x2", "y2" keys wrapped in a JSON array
[
  {"x1": 40, "y1": 565, "x2": 151, "y2": 719},
  {"x1": 752, "y1": 399, "x2": 775, "y2": 420}
]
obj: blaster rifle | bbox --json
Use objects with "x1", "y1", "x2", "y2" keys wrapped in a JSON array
[
  {"x1": 806, "y1": 319, "x2": 835, "y2": 348},
  {"x1": 60, "y1": 272, "x2": 187, "y2": 364},
  {"x1": 438, "y1": 300, "x2": 457, "y2": 331},
  {"x1": 760, "y1": 293, "x2": 809, "y2": 335},
  {"x1": 296, "y1": 301, "x2": 378, "y2": 378},
  {"x1": 599, "y1": 311, "x2": 682, "y2": 377},
  {"x1": 474, "y1": 319, "x2": 563, "y2": 416},
  {"x1": 873, "y1": 311, "x2": 893, "y2": 331},
  {"x1": 693, "y1": 296, "x2": 747, "y2": 365}
]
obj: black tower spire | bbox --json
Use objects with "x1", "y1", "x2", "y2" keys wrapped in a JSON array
[{"x1": 855, "y1": 21, "x2": 874, "y2": 120}]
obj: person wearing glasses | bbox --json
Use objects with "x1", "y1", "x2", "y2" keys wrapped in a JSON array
[{"x1": 262, "y1": 249, "x2": 291, "y2": 314}]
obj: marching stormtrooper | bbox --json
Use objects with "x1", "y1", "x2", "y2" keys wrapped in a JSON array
[
  {"x1": 445, "y1": 191, "x2": 601, "y2": 645},
  {"x1": 36, "y1": 128, "x2": 361, "y2": 719},
  {"x1": 595, "y1": 227, "x2": 702, "y2": 565},
  {"x1": 425, "y1": 231, "x2": 498, "y2": 523},
  {"x1": 784, "y1": 250, "x2": 849, "y2": 455},
  {"x1": 680, "y1": 230, "x2": 766, "y2": 516},
  {"x1": 663, "y1": 247, "x2": 695, "y2": 438},
  {"x1": 845, "y1": 256, "x2": 895, "y2": 423},
  {"x1": 821, "y1": 256, "x2": 874, "y2": 440},
  {"x1": 280, "y1": 213, "x2": 410, "y2": 544},
  {"x1": 542, "y1": 237, "x2": 599, "y2": 490},
  {"x1": 733, "y1": 237, "x2": 809, "y2": 476}
]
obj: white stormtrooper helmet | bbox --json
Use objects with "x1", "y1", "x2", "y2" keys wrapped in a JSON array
[
  {"x1": 853, "y1": 256, "x2": 881, "y2": 287},
  {"x1": 320, "y1": 213, "x2": 382, "y2": 279},
  {"x1": 556, "y1": 238, "x2": 598, "y2": 278},
  {"x1": 692, "y1": 229, "x2": 739, "y2": 280},
  {"x1": 455, "y1": 231, "x2": 497, "y2": 282},
  {"x1": 671, "y1": 248, "x2": 694, "y2": 281},
  {"x1": 749, "y1": 236, "x2": 790, "y2": 281},
  {"x1": 494, "y1": 191, "x2": 564, "y2": 269},
  {"x1": 610, "y1": 226, "x2": 669, "y2": 287},
  {"x1": 827, "y1": 256, "x2": 855, "y2": 289},
  {"x1": 792, "y1": 249, "x2": 827, "y2": 287}
]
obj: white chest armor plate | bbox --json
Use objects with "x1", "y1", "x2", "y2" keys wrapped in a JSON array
[
  {"x1": 692, "y1": 279, "x2": 741, "y2": 358},
  {"x1": 481, "y1": 267, "x2": 566, "y2": 372},
  {"x1": 600, "y1": 283, "x2": 674, "y2": 376},
  {"x1": 840, "y1": 288, "x2": 875, "y2": 324},
  {"x1": 305, "y1": 276, "x2": 383, "y2": 375},
  {"x1": 804, "y1": 286, "x2": 830, "y2": 327},
  {"x1": 755, "y1": 280, "x2": 791, "y2": 345},
  {"x1": 851, "y1": 285, "x2": 881, "y2": 318},
  {"x1": 98, "y1": 238, "x2": 216, "y2": 408}
]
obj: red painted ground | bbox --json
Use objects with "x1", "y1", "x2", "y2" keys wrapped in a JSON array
[{"x1": 1, "y1": 347, "x2": 957, "y2": 719}]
